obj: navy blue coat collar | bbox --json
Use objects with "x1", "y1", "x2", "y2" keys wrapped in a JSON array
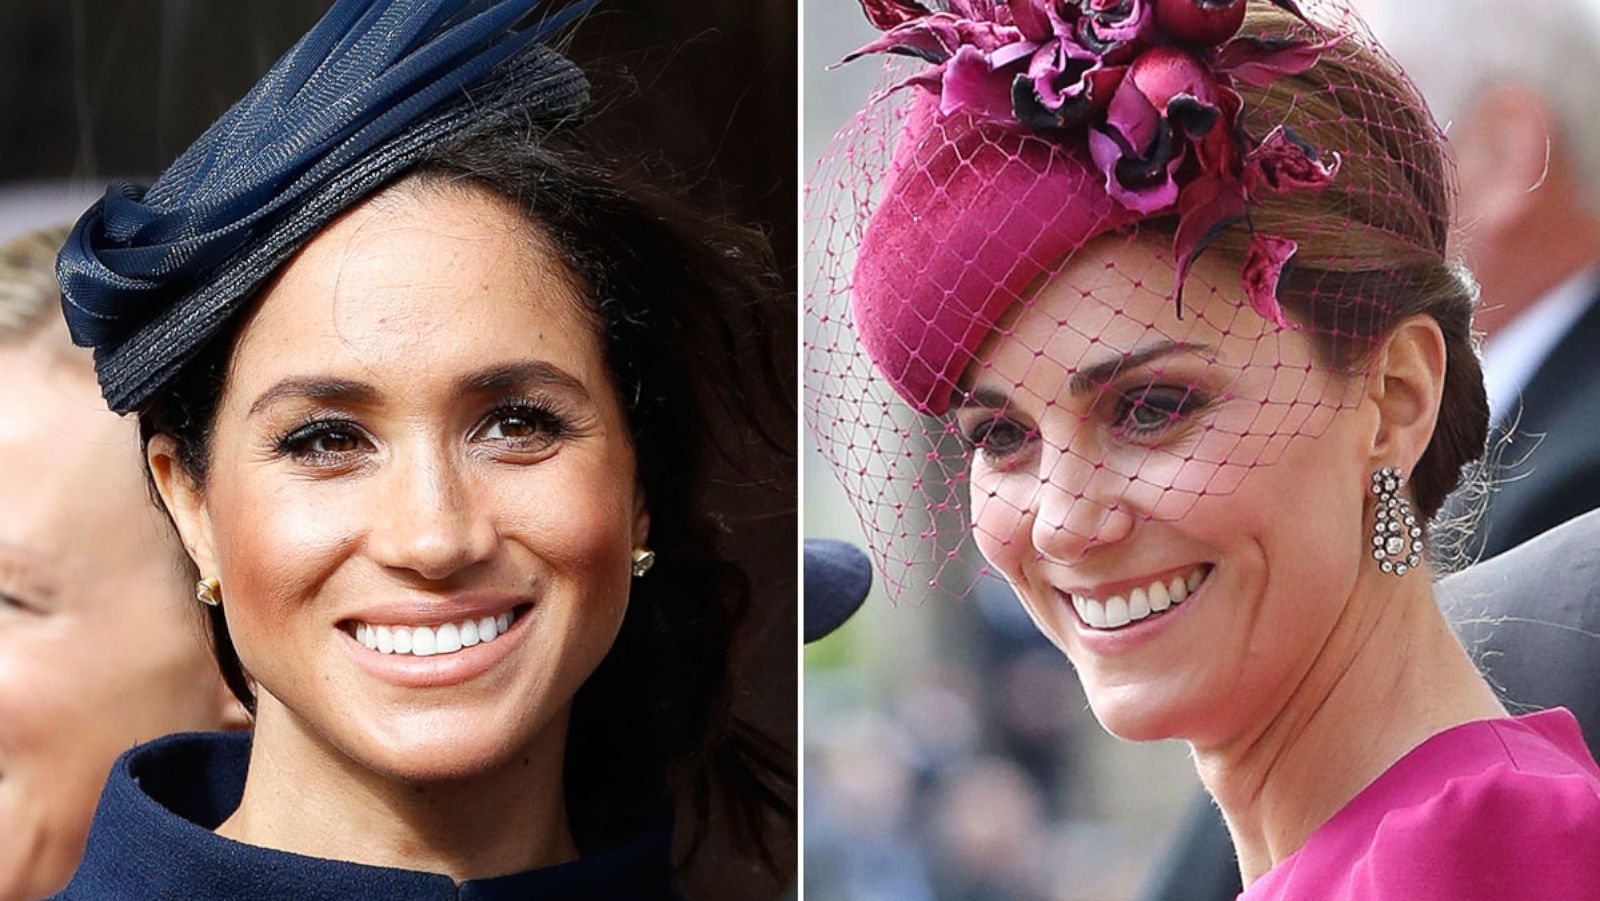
[{"x1": 55, "y1": 731, "x2": 684, "y2": 900}]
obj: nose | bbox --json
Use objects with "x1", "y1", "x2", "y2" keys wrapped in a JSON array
[
  {"x1": 1029, "y1": 446, "x2": 1134, "y2": 565},
  {"x1": 366, "y1": 446, "x2": 497, "y2": 582}
]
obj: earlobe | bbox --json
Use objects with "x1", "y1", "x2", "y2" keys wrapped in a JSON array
[
  {"x1": 146, "y1": 434, "x2": 220, "y2": 576},
  {"x1": 1368, "y1": 315, "x2": 1448, "y2": 472}
]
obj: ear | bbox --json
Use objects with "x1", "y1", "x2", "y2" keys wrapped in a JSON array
[
  {"x1": 146, "y1": 434, "x2": 221, "y2": 579},
  {"x1": 1366, "y1": 314, "x2": 1448, "y2": 477},
  {"x1": 631, "y1": 483, "x2": 651, "y2": 548},
  {"x1": 1463, "y1": 86, "x2": 1553, "y2": 231}
]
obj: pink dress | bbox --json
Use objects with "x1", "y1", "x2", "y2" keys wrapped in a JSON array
[{"x1": 1241, "y1": 708, "x2": 1600, "y2": 900}]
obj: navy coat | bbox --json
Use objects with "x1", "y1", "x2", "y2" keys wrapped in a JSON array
[{"x1": 53, "y1": 731, "x2": 684, "y2": 900}]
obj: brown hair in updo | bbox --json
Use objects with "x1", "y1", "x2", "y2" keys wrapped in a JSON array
[{"x1": 1199, "y1": 4, "x2": 1486, "y2": 523}]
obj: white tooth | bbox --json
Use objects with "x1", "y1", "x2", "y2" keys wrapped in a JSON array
[
  {"x1": 375, "y1": 626, "x2": 394, "y2": 654},
  {"x1": 393, "y1": 627, "x2": 413, "y2": 655},
  {"x1": 460, "y1": 619, "x2": 481, "y2": 647},
  {"x1": 1128, "y1": 587, "x2": 1151, "y2": 620},
  {"x1": 1071, "y1": 594, "x2": 1088, "y2": 623},
  {"x1": 497, "y1": 612, "x2": 512, "y2": 633},
  {"x1": 1084, "y1": 598, "x2": 1109, "y2": 628},
  {"x1": 1186, "y1": 569, "x2": 1204, "y2": 592},
  {"x1": 1104, "y1": 595, "x2": 1131, "y2": 628},
  {"x1": 478, "y1": 615, "x2": 498, "y2": 642},
  {"x1": 355, "y1": 623, "x2": 368, "y2": 645},
  {"x1": 1169, "y1": 576, "x2": 1188, "y2": 603},
  {"x1": 436, "y1": 623, "x2": 462, "y2": 654},
  {"x1": 411, "y1": 626, "x2": 437, "y2": 657},
  {"x1": 1149, "y1": 580, "x2": 1172, "y2": 612}
]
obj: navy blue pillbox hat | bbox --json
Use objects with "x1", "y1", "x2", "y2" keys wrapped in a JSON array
[{"x1": 57, "y1": 0, "x2": 593, "y2": 414}]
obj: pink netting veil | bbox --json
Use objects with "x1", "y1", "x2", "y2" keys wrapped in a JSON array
[{"x1": 807, "y1": 0, "x2": 1465, "y2": 605}]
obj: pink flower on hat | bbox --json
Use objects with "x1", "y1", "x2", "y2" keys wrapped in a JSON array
[{"x1": 841, "y1": 0, "x2": 1341, "y2": 324}]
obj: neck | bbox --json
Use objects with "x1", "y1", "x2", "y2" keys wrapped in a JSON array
[
  {"x1": 217, "y1": 697, "x2": 577, "y2": 881},
  {"x1": 1191, "y1": 568, "x2": 1504, "y2": 885}
]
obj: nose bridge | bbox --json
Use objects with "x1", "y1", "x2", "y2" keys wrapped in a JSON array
[
  {"x1": 371, "y1": 437, "x2": 496, "y2": 579},
  {"x1": 1030, "y1": 434, "x2": 1133, "y2": 562}
]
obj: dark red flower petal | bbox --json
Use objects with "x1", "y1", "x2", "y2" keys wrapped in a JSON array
[
  {"x1": 1245, "y1": 125, "x2": 1341, "y2": 194},
  {"x1": 1153, "y1": 0, "x2": 1246, "y2": 48},
  {"x1": 857, "y1": 0, "x2": 934, "y2": 31},
  {"x1": 1214, "y1": 35, "x2": 1338, "y2": 86},
  {"x1": 1241, "y1": 232, "x2": 1300, "y2": 329}
]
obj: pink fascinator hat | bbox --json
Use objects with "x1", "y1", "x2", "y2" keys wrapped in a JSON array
[{"x1": 847, "y1": 0, "x2": 1340, "y2": 415}]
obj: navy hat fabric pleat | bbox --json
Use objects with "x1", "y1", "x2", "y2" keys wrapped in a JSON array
[{"x1": 57, "y1": 0, "x2": 594, "y2": 413}]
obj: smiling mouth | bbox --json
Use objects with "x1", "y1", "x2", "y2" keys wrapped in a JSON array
[
  {"x1": 1067, "y1": 565, "x2": 1213, "y2": 631},
  {"x1": 344, "y1": 604, "x2": 532, "y2": 658}
]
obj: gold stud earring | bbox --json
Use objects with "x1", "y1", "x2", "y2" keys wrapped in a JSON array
[
  {"x1": 196, "y1": 577, "x2": 223, "y2": 607},
  {"x1": 630, "y1": 547, "x2": 656, "y2": 578}
]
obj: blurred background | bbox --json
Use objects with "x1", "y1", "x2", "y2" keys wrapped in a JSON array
[
  {"x1": 0, "y1": 2, "x2": 796, "y2": 898},
  {"x1": 804, "y1": 0, "x2": 1600, "y2": 898}
]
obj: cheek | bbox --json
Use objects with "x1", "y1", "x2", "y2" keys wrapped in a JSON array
[
  {"x1": 969, "y1": 469, "x2": 1036, "y2": 581},
  {"x1": 208, "y1": 478, "x2": 356, "y2": 639}
]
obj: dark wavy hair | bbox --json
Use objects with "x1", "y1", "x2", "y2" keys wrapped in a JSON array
[{"x1": 135, "y1": 102, "x2": 794, "y2": 873}]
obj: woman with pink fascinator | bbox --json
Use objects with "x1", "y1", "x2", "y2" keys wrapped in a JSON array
[{"x1": 806, "y1": 0, "x2": 1600, "y2": 895}]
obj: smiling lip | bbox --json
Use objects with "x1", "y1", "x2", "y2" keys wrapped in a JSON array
[
  {"x1": 1061, "y1": 565, "x2": 1216, "y2": 654},
  {"x1": 337, "y1": 594, "x2": 533, "y2": 689}
]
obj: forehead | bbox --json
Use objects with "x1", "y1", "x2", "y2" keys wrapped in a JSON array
[
  {"x1": 973, "y1": 232, "x2": 1300, "y2": 392},
  {"x1": 226, "y1": 183, "x2": 600, "y2": 395}
]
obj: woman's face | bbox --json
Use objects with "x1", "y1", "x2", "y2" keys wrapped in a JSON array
[
  {"x1": 957, "y1": 234, "x2": 1379, "y2": 746},
  {"x1": 0, "y1": 341, "x2": 231, "y2": 900},
  {"x1": 158, "y1": 182, "x2": 646, "y2": 783}
]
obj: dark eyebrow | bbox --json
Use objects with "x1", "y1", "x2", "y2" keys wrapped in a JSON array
[
  {"x1": 455, "y1": 360, "x2": 592, "y2": 400},
  {"x1": 955, "y1": 339, "x2": 1210, "y2": 410},
  {"x1": 248, "y1": 378, "x2": 381, "y2": 418},
  {"x1": 1067, "y1": 340, "x2": 1210, "y2": 396},
  {"x1": 247, "y1": 361, "x2": 594, "y2": 418}
]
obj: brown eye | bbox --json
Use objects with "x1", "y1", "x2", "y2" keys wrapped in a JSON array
[
  {"x1": 274, "y1": 419, "x2": 371, "y2": 466},
  {"x1": 474, "y1": 404, "x2": 568, "y2": 449},
  {"x1": 309, "y1": 430, "x2": 361, "y2": 454}
]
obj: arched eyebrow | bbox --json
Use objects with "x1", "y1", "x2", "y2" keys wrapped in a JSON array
[
  {"x1": 956, "y1": 339, "x2": 1211, "y2": 411},
  {"x1": 1067, "y1": 340, "x2": 1211, "y2": 396},
  {"x1": 247, "y1": 360, "x2": 593, "y2": 419}
]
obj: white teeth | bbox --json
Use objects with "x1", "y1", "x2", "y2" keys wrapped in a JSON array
[
  {"x1": 436, "y1": 623, "x2": 462, "y2": 654},
  {"x1": 412, "y1": 626, "x2": 437, "y2": 657},
  {"x1": 1083, "y1": 598, "x2": 1109, "y2": 628},
  {"x1": 1070, "y1": 567, "x2": 1211, "y2": 631},
  {"x1": 352, "y1": 608, "x2": 520, "y2": 658},
  {"x1": 1128, "y1": 587, "x2": 1151, "y2": 619},
  {"x1": 1149, "y1": 581, "x2": 1171, "y2": 612},
  {"x1": 1104, "y1": 595, "x2": 1131, "y2": 628}
]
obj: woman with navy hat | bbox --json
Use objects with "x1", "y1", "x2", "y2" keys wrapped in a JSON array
[{"x1": 50, "y1": 1, "x2": 792, "y2": 896}]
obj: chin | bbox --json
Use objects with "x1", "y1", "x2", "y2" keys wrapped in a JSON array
[
  {"x1": 1079, "y1": 675, "x2": 1199, "y2": 743},
  {"x1": 346, "y1": 703, "x2": 563, "y2": 784}
]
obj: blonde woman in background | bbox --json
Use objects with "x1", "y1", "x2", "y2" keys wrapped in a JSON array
[{"x1": 0, "y1": 225, "x2": 245, "y2": 900}]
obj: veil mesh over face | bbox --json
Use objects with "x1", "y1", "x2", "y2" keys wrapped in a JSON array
[{"x1": 805, "y1": 0, "x2": 1456, "y2": 604}]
